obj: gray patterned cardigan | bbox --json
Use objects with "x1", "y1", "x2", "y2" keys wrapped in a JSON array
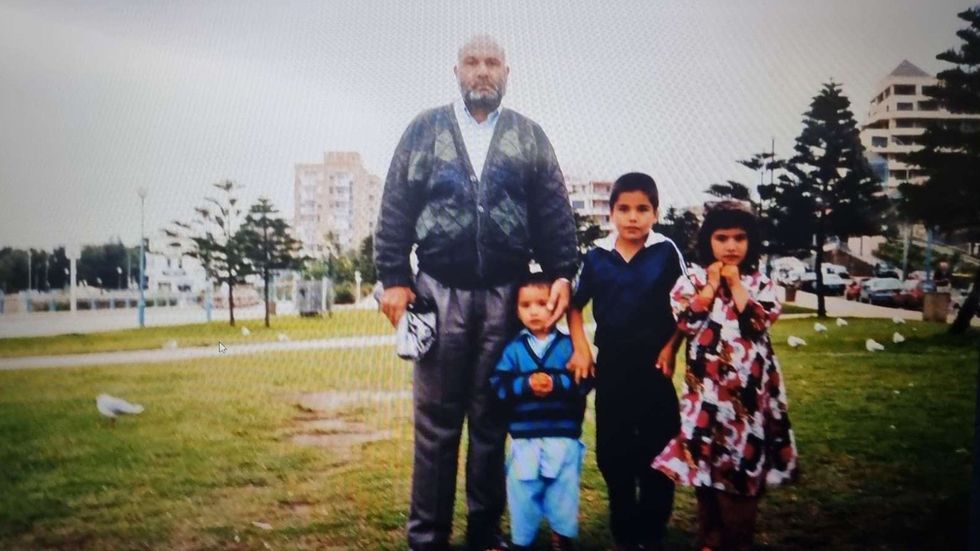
[{"x1": 374, "y1": 104, "x2": 578, "y2": 289}]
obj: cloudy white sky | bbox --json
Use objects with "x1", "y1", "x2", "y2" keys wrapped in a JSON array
[{"x1": 0, "y1": 0, "x2": 975, "y2": 249}]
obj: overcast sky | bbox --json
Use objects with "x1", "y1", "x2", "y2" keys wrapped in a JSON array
[{"x1": 0, "y1": 0, "x2": 975, "y2": 249}]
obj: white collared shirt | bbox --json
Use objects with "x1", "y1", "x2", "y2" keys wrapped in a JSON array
[
  {"x1": 453, "y1": 98, "x2": 501, "y2": 181},
  {"x1": 593, "y1": 231, "x2": 689, "y2": 277}
]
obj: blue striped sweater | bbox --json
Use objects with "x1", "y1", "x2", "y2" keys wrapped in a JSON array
[{"x1": 490, "y1": 330, "x2": 593, "y2": 439}]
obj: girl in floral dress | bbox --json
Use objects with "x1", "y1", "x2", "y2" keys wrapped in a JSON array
[{"x1": 652, "y1": 201, "x2": 797, "y2": 551}]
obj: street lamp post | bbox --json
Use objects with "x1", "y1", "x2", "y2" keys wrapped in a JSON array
[{"x1": 138, "y1": 187, "x2": 147, "y2": 328}]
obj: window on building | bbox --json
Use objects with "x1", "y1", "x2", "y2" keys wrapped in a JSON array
[
  {"x1": 895, "y1": 119, "x2": 915, "y2": 128},
  {"x1": 893, "y1": 84, "x2": 916, "y2": 95},
  {"x1": 917, "y1": 101, "x2": 938, "y2": 111},
  {"x1": 922, "y1": 85, "x2": 941, "y2": 97},
  {"x1": 871, "y1": 136, "x2": 887, "y2": 147},
  {"x1": 572, "y1": 200, "x2": 585, "y2": 209},
  {"x1": 896, "y1": 102, "x2": 914, "y2": 111}
]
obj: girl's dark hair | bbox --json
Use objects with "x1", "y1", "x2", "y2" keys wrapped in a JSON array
[
  {"x1": 610, "y1": 172, "x2": 659, "y2": 210},
  {"x1": 696, "y1": 200, "x2": 761, "y2": 273}
]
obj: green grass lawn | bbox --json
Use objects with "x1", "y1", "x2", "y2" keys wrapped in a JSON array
[
  {"x1": 0, "y1": 319, "x2": 975, "y2": 549},
  {"x1": 0, "y1": 311, "x2": 391, "y2": 358},
  {"x1": 780, "y1": 303, "x2": 816, "y2": 315}
]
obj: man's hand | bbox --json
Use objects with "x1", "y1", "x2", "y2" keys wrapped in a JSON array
[
  {"x1": 655, "y1": 344, "x2": 677, "y2": 378},
  {"x1": 566, "y1": 347, "x2": 595, "y2": 385},
  {"x1": 380, "y1": 286, "x2": 416, "y2": 327},
  {"x1": 528, "y1": 372, "x2": 554, "y2": 398},
  {"x1": 546, "y1": 277, "x2": 572, "y2": 327}
]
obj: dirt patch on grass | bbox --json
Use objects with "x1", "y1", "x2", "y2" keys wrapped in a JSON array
[
  {"x1": 294, "y1": 390, "x2": 411, "y2": 414},
  {"x1": 278, "y1": 498, "x2": 316, "y2": 517},
  {"x1": 287, "y1": 391, "x2": 407, "y2": 461}
]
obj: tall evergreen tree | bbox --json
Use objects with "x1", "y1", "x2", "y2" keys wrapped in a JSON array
[
  {"x1": 355, "y1": 235, "x2": 377, "y2": 285},
  {"x1": 165, "y1": 180, "x2": 252, "y2": 326},
  {"x1": 655, "y1": 207, "x2": 699, "y2": 262},
  {"x1": 901, "y1": 7, "x2": 980, "y2": 333},
  {"x1": 573, "y1": 212, "x2": 604, "y2": 256},
  {"x1": 240, "y1": 197, "x2": 304, "y2": 328},
  {"x1": 776, "y1": 81, "x2": 886, "y2": 317}
]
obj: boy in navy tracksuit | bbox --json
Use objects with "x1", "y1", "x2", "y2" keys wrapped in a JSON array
[
  {"x1": 490, "y1": 272, "x2": 592, "y2": 551},
  {"x1": 567, "y1": 173, "x2": 687, "y2": 551}
]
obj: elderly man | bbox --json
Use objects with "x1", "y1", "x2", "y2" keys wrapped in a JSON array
[{"x1": 375, "y1": 35, "x2": 578, "y2": 551}]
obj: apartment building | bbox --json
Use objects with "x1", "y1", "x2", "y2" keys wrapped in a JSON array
[
  {"x1": 860, "y1": 59, "x2": 980, "y2": 193},
  {"x1": 294, "y1": 152, "x2": 382, "y2": 257}
]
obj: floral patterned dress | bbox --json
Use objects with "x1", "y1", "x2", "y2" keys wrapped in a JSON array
[{"x1": 652, "y1": 267, "x2": 798, "y2": 496}]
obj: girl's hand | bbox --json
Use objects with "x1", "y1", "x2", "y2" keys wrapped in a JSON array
[
  {"x1": 566, "y1": 348, "x2": 595, "y2": 385},
  {"x1": 721, "y1": 264, "x2": 741, "y2": 287},
  {"x1": 655, "y1": 344, "x2": 676, "y2": 378},
  {"x1": 706, "y1": 261, "x2": 724, "y2": 289}
]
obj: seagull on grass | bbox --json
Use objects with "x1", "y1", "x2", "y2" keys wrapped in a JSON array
[
  {"x1": 836, "y1": 318, "x2": 848, "y2": 327},
  {"x1": 96, "y1": 394, "x2": 144, "y2": 426},
  {"x1": 814, "y1": 322, "x2": 828, "y2": 333},
  {"x1": 787, "y1": 336, "x2": 807, "y2": 348},
  {"x1": 866, "y1": 339, "x2": 885, "y2": 352},
  {"x1": 893, "y1": 332, "x2": 905, "y2": 344}
]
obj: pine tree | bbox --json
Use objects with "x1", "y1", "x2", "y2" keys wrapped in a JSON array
[
  {"x1": 777, "y1": 81, "x2": 887, "y2": 317},
  {"x1": 901, "y1": 7, "x2": 980, "y2": 333},
  {"x1": 240, "y1": 197, "x2": 304, "y2": 328},
  {"x1": 655, "y1": 207, "x2": 699, "y2": 262},
  {"x1": 573, "y1": 212, "x2": 604, "y2": 256},
  {"x1": 165, "y1": 180, "x2": 252, "y2": 326}
]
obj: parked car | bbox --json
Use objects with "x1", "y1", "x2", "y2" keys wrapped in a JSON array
[
  {"x1": 873, "y1": 262, "x2": 902, "y2": 279},
  {"x1": 859, "y1": 277, "x2": 903, "y2": 305},
  {"x1": 894, "y1": 279, "x2": 937, "y2": 310},
  {"x1": 845, "y1": 277, "x2": 867, "y2": 301},
  {"x1": 772, "y1": 256, "x2": 807, "y2": 286},
  {"x1": 800, "y1": 265, "x2": 848, "y2": 295}
]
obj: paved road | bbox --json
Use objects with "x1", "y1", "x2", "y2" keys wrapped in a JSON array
[
  {"x1": 0, "y1": 300, "x2": 380, "y2": 338},
  {"x1": 0, "y1": 334, "x2": 398, "y2": 371}
]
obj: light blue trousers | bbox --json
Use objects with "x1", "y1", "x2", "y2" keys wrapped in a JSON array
[{"x1": 506, "y1": 438, "x2": 585, "y2": 546}]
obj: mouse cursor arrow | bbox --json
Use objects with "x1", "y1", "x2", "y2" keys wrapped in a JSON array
[{"x1": 218, "y1": 342, "x2": 227, "y2": 354}]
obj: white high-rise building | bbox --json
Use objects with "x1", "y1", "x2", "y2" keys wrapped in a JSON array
[
  {"x1": 566, "y1": 176, "x2": 613, "y2": 233},
  {"x1": 860, "y1": 60, "x2": 980, "y2": 194},
  {"x1": 294, "y1": 152, "x2": 382, "y2": 258}
]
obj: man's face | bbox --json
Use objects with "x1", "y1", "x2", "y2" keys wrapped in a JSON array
[{"x1": 454, "y1": 43, "x2": 509, "y2": 113}]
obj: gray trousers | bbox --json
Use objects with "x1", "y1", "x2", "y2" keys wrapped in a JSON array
[{"x1": 408, "y1": 271, "x2": 518, "y2": 550}]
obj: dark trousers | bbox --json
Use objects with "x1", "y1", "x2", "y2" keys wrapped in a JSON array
[
  {"x1": 408, "y1": 271, "x2": 518, "y2": 551},
  {"x1": 595, "y1": 345, "x2": 681, "y2": 547}
]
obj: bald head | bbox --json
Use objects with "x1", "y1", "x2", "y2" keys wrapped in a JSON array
[
  {"x1": 457, "y1": 34, "x2": 506, "y2": 64},
  {"x1": 454, "y1": 34, "x2": 509, "y2": 119}
]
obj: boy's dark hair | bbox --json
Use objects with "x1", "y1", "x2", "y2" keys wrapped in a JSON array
[
  {"x1": 609, "y1": 172, "x2": 659, "y2": 210},
  {"x1": 696, "y1": 200, "x2": 761, "y2": 273},
  {"x1": 518, "y1": 271, "x2": 553, "y2": 294}
]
